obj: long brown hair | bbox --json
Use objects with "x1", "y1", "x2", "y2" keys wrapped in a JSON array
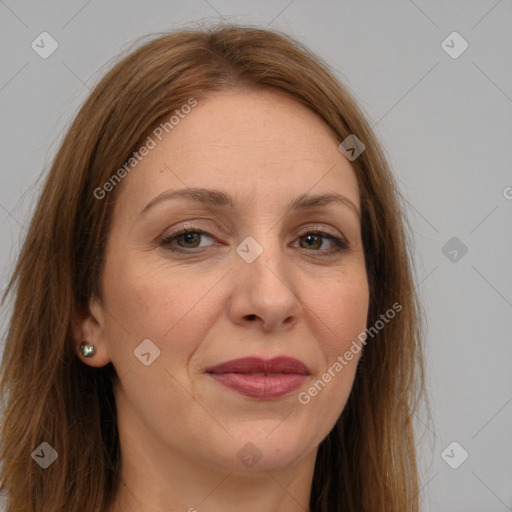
[{"x1": 0, "y1": 23, "x2": 428, "y2": 511}]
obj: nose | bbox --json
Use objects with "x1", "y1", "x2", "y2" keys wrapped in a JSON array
[{"x1": 227, "y1": 236, "x2": 303, "y2": 333}]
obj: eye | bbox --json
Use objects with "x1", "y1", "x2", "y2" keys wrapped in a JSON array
[
  {"x1": 293, "y1": 229, "x2": 349, "y2": 255},
  {"x1": 159, "y1": 225, "x2": 349, "y2": 256},
  {"x1": 160, "y1": 226, "x2": 216, "y2": 251}
]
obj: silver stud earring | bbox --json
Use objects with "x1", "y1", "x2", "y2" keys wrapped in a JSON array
[{"x1": 79, "y1": 341, "x2": 96, "y2": 358}]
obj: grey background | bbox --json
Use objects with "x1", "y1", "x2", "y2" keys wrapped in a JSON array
[{"x1": 0, "y1": 1, "x2": 511, "y2": 510}]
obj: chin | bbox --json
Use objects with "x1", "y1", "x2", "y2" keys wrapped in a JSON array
[{"x1": 214, "y1": 427, "x2": 316, "y2": 474}]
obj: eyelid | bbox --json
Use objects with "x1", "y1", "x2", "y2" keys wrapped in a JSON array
[
  {"x1": 160, "y1": 222, "x2": 346, "y2": 242},
  {"x1": 159, "y1": 222, "x2": 350, "y2": 255},
  {"x1": 159, "y1": 225, "x2": 217, "y2": 250},
  {"x1": 296, "y1": 223, "x2": 343, "y2": 238},
  {"x1": 160, "y1": 222, "x2": 222, "y2": 241}
]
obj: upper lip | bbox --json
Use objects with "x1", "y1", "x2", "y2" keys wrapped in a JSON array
[{"x1": 205, "y1": 356, "x2": 310, "y2": 375}]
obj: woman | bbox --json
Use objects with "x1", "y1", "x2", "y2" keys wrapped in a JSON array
[{"x1": 0, "y1": 23, "x2": 428, "y2": 511}]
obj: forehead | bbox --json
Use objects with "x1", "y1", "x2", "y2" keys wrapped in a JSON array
[{"x1": 114, "y1": 88, "x2": 360, "y2": 218}]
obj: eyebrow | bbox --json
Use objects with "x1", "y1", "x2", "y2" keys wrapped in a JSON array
[{"x1": 138, "y1": 187, "x2": 360, "y2": 219}]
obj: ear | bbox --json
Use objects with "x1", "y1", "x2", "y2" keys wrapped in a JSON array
[{"x1": 72, "y1": 296, "x2": 112, "y2": 368}]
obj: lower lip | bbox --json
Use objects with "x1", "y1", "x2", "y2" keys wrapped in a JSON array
[{"x1": 208, "y1": 373, "x2": 308, "y2": 399}]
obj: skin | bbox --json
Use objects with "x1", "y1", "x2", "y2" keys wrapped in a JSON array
[{"x1": 74, "y1": 88, "x2": 369, "y2": 512}]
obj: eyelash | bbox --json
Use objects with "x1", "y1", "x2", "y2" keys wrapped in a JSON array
[{"x1": 159, "y1": 225, "x2": 349, "y2": 256}]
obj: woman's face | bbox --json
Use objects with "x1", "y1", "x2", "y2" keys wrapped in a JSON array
[{"x1": 82, "y1": 88, "x2": 369, "y2": 474}]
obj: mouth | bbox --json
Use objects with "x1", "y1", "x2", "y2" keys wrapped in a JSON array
[{"x1": 205, "y1": 356, "x2": 310, "y2": 399}]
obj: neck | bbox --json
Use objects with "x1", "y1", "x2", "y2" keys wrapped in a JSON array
[{"x1": 108, "y1": 439, "x2": 315, "y2": 512}]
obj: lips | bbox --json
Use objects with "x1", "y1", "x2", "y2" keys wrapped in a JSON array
[
  {"x1": 205, "y1": 356, "x2": 310, "y2": 375},
  {"x1": 205, "y1": 357, "x2": 310, "y2": 399}
]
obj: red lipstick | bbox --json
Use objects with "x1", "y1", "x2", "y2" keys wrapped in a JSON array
[{"x1": 205, "y1": 356, "x2": 310, "y2": 399}]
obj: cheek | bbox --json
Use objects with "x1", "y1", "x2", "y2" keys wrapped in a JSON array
[
  {"x1": 104, "y1": 250, "x2": 202, "y2": 333},
  {"x1": 102, "y1": 253, "x2": 228, "y2": 370},
  {"x1": 298, "y1": 274, "x2": 368, "y2": 425},
  {"x1": 309, "y1": 265, "x2": 369, "y2": 352},
  {"x1": 333, "y1": 284, "x2": 368, "y2": 343}
]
